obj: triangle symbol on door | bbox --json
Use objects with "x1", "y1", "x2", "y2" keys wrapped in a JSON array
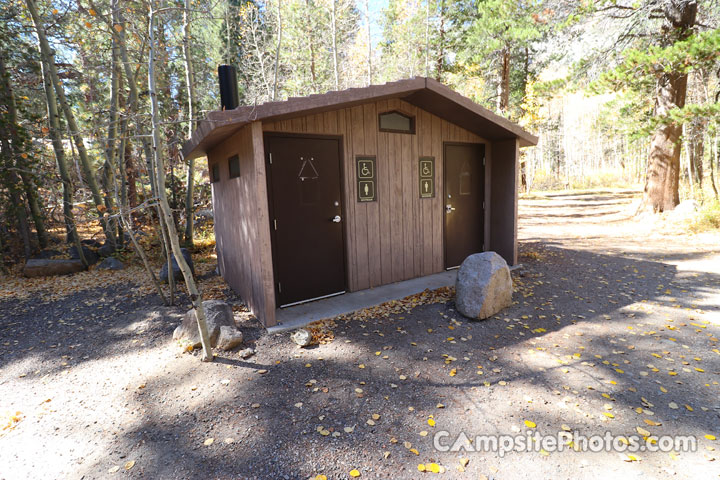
[{"x1": 298, "y1": 157, "x2": 319, "y2": 180}]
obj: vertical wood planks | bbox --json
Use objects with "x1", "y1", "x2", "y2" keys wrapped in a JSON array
[
  {"x1": 376, "y1": 100, "x2": 392, "y2": 285},
  {"x1": 350, "y1": 105, "x2": 370, "y2": 290},
  {"x1": 250, "y1": 121, "x2": 276, "y2": 326},
  {"x1": 363, "y1": 102, "x2": 381, "y2": 287},
  {"x1": 255, "y1": 102, "x2": 489, "y2": 295}
]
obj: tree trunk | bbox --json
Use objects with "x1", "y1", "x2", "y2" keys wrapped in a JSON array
[
  {"x1": 330, "y1": 0, "x2": 339, "y2": 90},
  {"x1": 688, "y1": 119, "x2": 704, "y2": 187},
  {"x1": 38, "y1": 49, "x2": 86, "y2": 266},
  {"x1": 497, "y1": 44, "x2": 510, "y2": 115},
  {"x1": 364, "y1": 0, "x2": 372, "y2": 86},
  {"x1": 710, "y1": 134, "x2": 719, "y2": 200},
  {"x1": 642, "y1": 0, "x2": 697, "y2": 212},
  {"x1": 182, "y1": 0, "x2": 196, "y2": 247},
  {"x1": 424, "y1": 0, "x2": 430, "y2": 77},
  {"x1": 0, "y1": 51, "x2": 48, "y2": 249},
  {"x1": 149, "y1": 2, "x2": 212, "y2": 362},
  {"x1": 0, "y1": 138, "x2": 32, "y2": 258},
  {"x1": 273, "y1": 1, "x2": 283, "y2": 101},
  {"x1": 26, "y1": 0, "x2": 113, "y2": 245},
  {"x1": 125, "y1": 142, "x2": 138, "y2": 215},
  {"x1": 436, "y1": 0, "x2": 446, "y2": 82}
]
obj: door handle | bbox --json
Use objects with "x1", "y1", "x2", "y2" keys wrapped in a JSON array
[
  {"x1": 332, "y1": 215, "x2": 342, "y2": 223},
  {"x1": 445, "y1": 204, "x2": 455, "y2": 213}
]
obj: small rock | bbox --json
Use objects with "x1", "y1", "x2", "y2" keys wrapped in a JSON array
[
  {"x1": 217, "y1": 325, "x2": 244, "y2": 351},
  {"x1": 173, "y1": 300, "x2": 234, "y2": 348},
  {"x1": 69, "y1": 245, "x2": 99, "y2": 266},
  {"x1": 455, "y1": 251, "x2": 512, "y2": 319},
  {"x1": 97, "y1": 257, "x2": 124, "y2": 270},
  {"x1": 97, "y1": 242, "x2": 116, "y2": 257},
  {"x1": 238, "y1": 348, "x2": 255, "y2": 359},
  {"x1": 159, "y1": 247, "x2": 194, "y2": 283},
  {"x1": 291, "y1": 328, "x2": 313, "y2": 347}
]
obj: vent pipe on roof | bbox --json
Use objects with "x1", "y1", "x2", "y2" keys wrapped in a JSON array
[{"x1": 218, "y1": 65, "x2": 238, "y2": 111}]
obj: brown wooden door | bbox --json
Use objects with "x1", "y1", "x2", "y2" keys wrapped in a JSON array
[
  {"x1": 444, "y1": 143, "x2": 485, "y2": 268},
  {"x1": 265, "y1": 135, "x2": 346, "y2": 307}
]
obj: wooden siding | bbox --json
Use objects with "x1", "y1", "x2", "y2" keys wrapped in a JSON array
[
  {"x1": 489, "y1": 138, "x2": 519, "y2": 266},
  {"x1": 207, "y1": 122, "x2": 276, "y2": 326},
  {"x1": 263, "y1": 99, "x2": 488, "y2": 292}
]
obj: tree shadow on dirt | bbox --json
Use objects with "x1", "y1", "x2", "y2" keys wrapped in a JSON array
[{"x1": 71, "y1": 240, "x2": 720, "y2": 479}]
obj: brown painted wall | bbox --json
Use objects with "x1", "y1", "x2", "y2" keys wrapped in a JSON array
[
  {"x1": 263, "y1": 99, "x2": 491, "y2": 292},
  {"x1": 488, "y1": 138, "x2": 519, "y2": 266},
  {"x1": 207, "y1": 122, "x2": 276, "y2": 325}
]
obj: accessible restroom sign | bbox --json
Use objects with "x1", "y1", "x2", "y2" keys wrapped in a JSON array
[
  {"x1": 419, "y1": 156, "x2": 435, "y2": 198},
  {"x1": 356, "y1": 156, "x2": 376, "y2": 202}
]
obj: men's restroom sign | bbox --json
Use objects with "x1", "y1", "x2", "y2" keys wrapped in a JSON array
[
  {"x1": 356, "y1": 156, "x2": 376, "y2": 202},
  {"x1": 419, "y1": 156, "x2": 434, "y2": 198}
]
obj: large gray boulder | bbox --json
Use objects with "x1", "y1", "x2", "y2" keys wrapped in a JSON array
[
  {"x1": 455, "y1": 252, "x2": 512, "y2": 320},
  {"x1": 173, "y1": 300, "x2": 235, "y2": 348},
  {"x1": 23, "y1": 258, "x2": 85, "y2": 277},
  {"x1": 160, "y1": 247, "x2": 194, "y2": 283}
]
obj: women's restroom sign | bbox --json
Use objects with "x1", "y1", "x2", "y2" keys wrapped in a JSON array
[
  {"x1": 419, "y1": 156, "x2": 435, "y2": 198},
  {"x1": 356, "y1": 156, "x2": 376, "y2": 202}
]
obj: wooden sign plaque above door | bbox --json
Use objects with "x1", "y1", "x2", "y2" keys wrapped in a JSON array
[{"x1": 356, "y1": 156, "x2": 377, "y2": 202}]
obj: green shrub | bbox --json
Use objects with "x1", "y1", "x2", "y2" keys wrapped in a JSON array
[{"x1": 692, "y1": 198, "x2": 720, "y2": 231}]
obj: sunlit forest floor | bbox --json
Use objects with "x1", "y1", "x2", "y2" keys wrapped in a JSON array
[{"x1": 1, "y1": 190, "x2": 719, "y2": 479}]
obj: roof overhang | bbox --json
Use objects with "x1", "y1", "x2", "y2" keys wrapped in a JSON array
[{"x1": 183, "y1": 77, "x2": 538, "y2": 161}]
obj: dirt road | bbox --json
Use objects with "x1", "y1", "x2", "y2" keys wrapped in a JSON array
[{"x1": 1, "y1": 190, "x2": 719, "y2": 480}]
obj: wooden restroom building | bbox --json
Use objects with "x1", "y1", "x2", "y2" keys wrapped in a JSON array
[{"x1": 183, "y1": 77, "x2": 538, "y2": 327}]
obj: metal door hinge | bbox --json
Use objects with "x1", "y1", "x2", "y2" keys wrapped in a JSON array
[
  {"x1": 269, "y1": 153, "x2": 273, "y2": 164},
  {"x1": 274, "y1": 219, "x2": 277, "y2": 230},
  {"x1": 277, "y1": 282, "x2": 282, "y2": 293}
]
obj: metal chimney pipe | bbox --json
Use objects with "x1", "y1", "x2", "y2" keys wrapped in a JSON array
[{"x1": 218, "y1": 65, "x2": 238, "y2": 111}]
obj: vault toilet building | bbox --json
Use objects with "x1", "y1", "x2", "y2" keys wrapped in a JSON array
[{"x1": 183, "y1": 75, "x2": 537, "y2": 327}]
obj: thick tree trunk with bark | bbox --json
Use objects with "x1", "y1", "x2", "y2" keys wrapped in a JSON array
[
  {"x1": 643, "y1": 0, "x2": 697, "y2": 212},
  {"x1": 497, "y1": 44, "x2": 510, "y2": 115}
]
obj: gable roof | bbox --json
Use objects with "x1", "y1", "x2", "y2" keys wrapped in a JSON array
[{"x1": 183, "y1": 77, "x2": 538, "y2": 160}]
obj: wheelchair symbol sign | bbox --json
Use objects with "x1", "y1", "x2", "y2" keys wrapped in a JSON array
[
  {"x1": 420, "y1": 159, "x2": 433, "y2": 178},
  {"x1": 358, "y1": 160, "x2": 373, "y2": 179}
]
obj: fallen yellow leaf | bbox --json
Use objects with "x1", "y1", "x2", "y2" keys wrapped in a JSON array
[
  {"x1": 349, "y1": 469, "x2": 361, "y2": 477},
  {"x1": 524, "y1": 420, "x2": 536, "y2": 428}
]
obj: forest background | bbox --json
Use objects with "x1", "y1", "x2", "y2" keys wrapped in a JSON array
[{"x1": 1, "y1": 0, "x2": 719, "y2": 270}]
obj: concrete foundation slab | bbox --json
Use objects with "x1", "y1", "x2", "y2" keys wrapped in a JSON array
[{"x1": 267, "y1": 270, "x2": 457, "y2": 333}]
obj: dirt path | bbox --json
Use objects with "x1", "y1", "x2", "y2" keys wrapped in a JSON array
[{"x1": 1, "y1": 190, "x2": 719, "y2": 480}]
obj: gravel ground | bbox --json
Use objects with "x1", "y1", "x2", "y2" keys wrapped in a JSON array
[{"x1": 1, "y1": 190, "x2": 719, "y2": 480}]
